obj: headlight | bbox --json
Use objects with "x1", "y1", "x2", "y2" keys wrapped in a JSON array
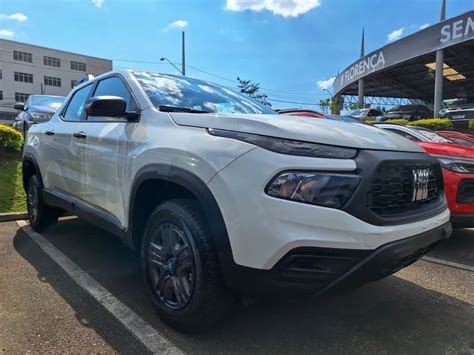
[
  {"x1": 31, "y1": 112, "x2": 52, "y2": 120},
  {"x1": 435, "y1": 155, "x2": 474, "y2": 174},
  {"x1": 208, "y1": 129, "x2": 357, "y2": 159},
  {"x1": 265, "y1": 171, "x2": 360, "y2": 209}
]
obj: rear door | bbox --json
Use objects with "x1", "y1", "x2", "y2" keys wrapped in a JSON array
[{"x1": 73, "y1": 75, "x2": 138, "y2": 226}]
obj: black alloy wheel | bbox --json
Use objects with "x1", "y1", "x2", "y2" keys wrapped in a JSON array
[{"x1": 148, "y1": 222, "x2": 195, "y2": 310}]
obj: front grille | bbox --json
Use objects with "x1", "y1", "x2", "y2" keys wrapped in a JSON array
[{"x1": 367, "y1": 162, "x2": 443, "y2": 217}]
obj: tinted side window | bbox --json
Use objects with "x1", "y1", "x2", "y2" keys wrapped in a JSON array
[
  {"x1": 63, "y1": 84, "x2": 94, "y2": 121},
  {"x1": 92, "y1": 76, "x2": 137, "y2": 111}
]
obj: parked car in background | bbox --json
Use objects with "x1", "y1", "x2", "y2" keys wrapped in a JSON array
[
  {"x1": 278, "y1": 109, "x2": 360, "y2": 122},
  {"x1": 375, "y1": 123, "x2": 474, "y2": 227},
  {"x1": 376, "y1": 104, "x2": 433, "y2": 122},
  {"x1": 440, "y1": 97, "x2": 474, "y2": 122},
  {"x1": 347, "y1": 108, "x2": 382, "y2": 121},
  {"x1": 438, "y1": 131, "x2": 474, "y2": 147},
  {"x1": 23, "y1": 70, "x2": 451, "y2": 331},
  {"x1": 13, "y1": 95, "x2": 65, "y2": 136}
]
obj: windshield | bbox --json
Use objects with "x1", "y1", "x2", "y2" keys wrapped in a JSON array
[
  {"x1": 411, "y1": 127, "x2": 453, "y2": 143},
  {"x1": 132, "y1": 71, "x2": 275, "y2": 115},
  {"x1": 31, "y1": 95, "x2": 65, "y2": 110}
]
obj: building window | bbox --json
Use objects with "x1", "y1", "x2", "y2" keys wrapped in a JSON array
[
  {"x1": 43, "y1": 56, "x2": 61, "y2": 68},
  {"x1": 0, "y1": 69, "x2": 2, "y2": 79},
  {"x1": 71, "y1": 80, "x2": 77, "y2": 88},
  {"x1": 0, "y1": 91, "x2": 3, "y2": 100},
  {"x1": 13, "y1": 50, "x2": 32, "y2": 63},
  {"x1": 71, "y1": 61, "x2": 86, "y2": 72},
  {"x1": 15, "y1": 92, "x2": 30, "y2": 102},
  {"x1": 44, "y1": 76, "x2": 61, "y2": 87},
  {"x1": 14, "y1": 72, "x2": 34, "y2": 83}
]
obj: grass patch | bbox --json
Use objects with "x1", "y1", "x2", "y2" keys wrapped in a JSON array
[{"x1": 0, "y1": 153, "x2": 26, "y2": 213}]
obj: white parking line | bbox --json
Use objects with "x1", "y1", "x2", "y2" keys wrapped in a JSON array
[
  {"x1": 16, "y1": 220, "x2": 184, "y2": 355},
  {"x1": 421, "y1": 256, "x2": 474, "y2": 272}
]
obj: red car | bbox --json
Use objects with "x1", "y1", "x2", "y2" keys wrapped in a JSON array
[
  {"x1": 376, "y1": 124, "x2": 474, "y2": 227},
  {"x1": 437, "y1": 131, "x2": 474, "y2": 147}
]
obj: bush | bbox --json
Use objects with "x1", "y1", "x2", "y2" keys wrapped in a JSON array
[
  {"x1": 385, "y1": 119, "x2": 409, "y2": 125},
  {"x1": 469, "y1": 119, "x2": 474, "y2": 130},
  {"x1": 0, "y1": 124, "x2": 23, "y2": 152},
  {"x1": 407, "y1": 118, "x2": 452, "y2": 130}
]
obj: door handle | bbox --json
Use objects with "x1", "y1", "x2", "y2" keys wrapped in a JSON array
[
  {"x1": 45, "y1": 130, "x2": 55, "y2": 136},
  {"x1": 73, "y1": 131, "x2": 87, "y2": 139}
]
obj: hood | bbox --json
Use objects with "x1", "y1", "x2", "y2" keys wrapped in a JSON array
[
  {"x1": 30, "y1": 105, "x2": 58, "y2": 114},
  {"x1": 417, "y1": 142, "x2": 474, "y2": 159},
  {"x1": 169, "y1": 112, "x2": 423, "y2": 152}
]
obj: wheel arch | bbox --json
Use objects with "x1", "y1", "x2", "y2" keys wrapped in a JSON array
[
  {"x1": 22, "y1": 153, "x2": 43, "y2": 190},
  {"x1": 127, "y1": 164, "x2": 235, "y2": 279}
]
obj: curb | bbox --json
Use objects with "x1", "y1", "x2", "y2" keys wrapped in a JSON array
[{"x1": 0, "y1": 212, "x2": 28, "y2": 222}]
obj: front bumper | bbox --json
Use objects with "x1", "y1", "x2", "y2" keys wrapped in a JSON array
[
  {"x1": 450, "y1": 213, "x2": 474, "y2": 228},
  {"x1": 225, "y1": 222, "x2": 452, "y2": 296},
  {"x1": 442, "y1": 169, "x2": 474, "y2": 226}
]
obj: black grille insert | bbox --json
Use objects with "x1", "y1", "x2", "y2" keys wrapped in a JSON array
[{"x1": 367, "y1": 162, "x2": 443, "y2": 217}]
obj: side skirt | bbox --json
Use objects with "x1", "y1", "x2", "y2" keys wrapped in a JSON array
[{"x1": 42, "y1": 188, "x2": 126, "y2": 239}]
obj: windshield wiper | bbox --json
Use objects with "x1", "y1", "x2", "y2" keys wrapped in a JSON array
[{"x1": 159, "y1": 105, "x2": 210, "y2": 113}]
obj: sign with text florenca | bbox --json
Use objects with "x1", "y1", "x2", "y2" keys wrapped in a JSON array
[{"x1": 333, "y1": 11, "x2": 474, "y2": 95}]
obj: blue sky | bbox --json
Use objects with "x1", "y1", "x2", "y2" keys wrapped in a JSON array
[{"x1": 0, "y1": 0, "x2": 473, "y2": 108}]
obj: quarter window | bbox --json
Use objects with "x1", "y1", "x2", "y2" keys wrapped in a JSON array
[
  {"x1": 14, "y1": 72, "x2": 33, "y2": 83},
  {"x1": 44, "y1": 76, "x2": 62, "y2": 87},
  {"x1": 43, "y1": 56, "x2": 61, "y2": 67},
  {"x1": 63, "y1": 84, "x2": 93, "y2": 121},
  {"x1": 71, "y1": 61, "x2": 86, "y2": 72},
  {"x1": 13, "y1": 50, "x2": 32, "y2": 63}
]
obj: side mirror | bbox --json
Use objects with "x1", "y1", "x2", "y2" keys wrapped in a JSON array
[
  {"x1": 13, "y1": 102, "x2": 25, "y2": 111},
  {"x1": 85, "y1": 96, "x2": 139, "y2": 120}
]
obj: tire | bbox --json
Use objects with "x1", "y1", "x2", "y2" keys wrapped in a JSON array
[
  {"x1": 141, "y1": 198, "x2": 234, "y2": 332},
  {"x1": 26, "y1": 175, "x2": 59, "y2": 232}
]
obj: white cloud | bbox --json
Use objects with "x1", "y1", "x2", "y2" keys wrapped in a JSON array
[
  {"x1": 168, "y1": 20, "x2": 188, "y2": 29},
  {"x1": 0, "y1": 29, "x2": 14, "y2": 38},
  {"x1": 0, "y1": 12, "x2": 28, "y2": 22},
  {"x1": 317, "y1": 76, "x2": 335, "y2": 90},
  {"x1": 419, "y1": 23, "x2": 430, "y2": 30},
  {"x1": 92, "y1": 0, "x2": 104, "y2": 8},
  {"x1": 226, "y1": 0, "x2": 321, "y2": 18},
  {"x1": 387, "y1": 27, "x2": 404, "y2": 42}
]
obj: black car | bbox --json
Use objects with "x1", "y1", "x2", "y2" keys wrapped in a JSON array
[
  {"x1": 13, "y1": 95, "x2": 65, "y2": 136},
  {"x1": 376, "y1": 104, "x2": 433, "y2": 122},
  {"x1": 440, "y1": 97, "x2": 474, "y2": 122}
]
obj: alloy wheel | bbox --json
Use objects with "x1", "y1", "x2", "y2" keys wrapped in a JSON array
[
  {"x1": 27, "y1": 184, "x2": 39, "y2": 223},
  {"x1": 148, "y1": 222, "x2": 195, "y2": 310}
]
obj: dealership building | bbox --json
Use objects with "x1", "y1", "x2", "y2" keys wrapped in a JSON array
[
  {"x1": 0, "y1": 39, "x2": 112, "y2": 120},
  {"x1": 333, "y1": 6, "x2": 474, "y2": 116}
]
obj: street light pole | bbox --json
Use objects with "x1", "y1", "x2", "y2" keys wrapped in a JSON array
[
  {"x1": 182, "y1": 31, "x2": 186, "y2": 77},
  {"x1": 160, "y1": 57, "x2": 183, "y2": 75}
]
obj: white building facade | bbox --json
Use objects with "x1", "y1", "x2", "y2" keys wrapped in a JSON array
[{"x1": 0, "y1": 39, "x2": 112, "y2": 119}]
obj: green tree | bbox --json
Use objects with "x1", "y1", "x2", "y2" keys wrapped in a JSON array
[
  {"x1": 320, "y1": 97, "x2": 342, "y2": 114},
  {"x1": 237, "y1": 77, "x2": 272, "y2": 107},
  {"x1": 319, "y1": 98, "x2": 331, "y2": 113}
]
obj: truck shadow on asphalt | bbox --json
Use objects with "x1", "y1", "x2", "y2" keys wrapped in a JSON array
[{"x1": 13, "y1": 218, "x2": 474, "y2": 354}]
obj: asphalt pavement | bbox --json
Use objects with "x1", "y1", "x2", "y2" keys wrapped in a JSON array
[{"x1": 0, "y1": 218, "x2": 473, "y2": 354}]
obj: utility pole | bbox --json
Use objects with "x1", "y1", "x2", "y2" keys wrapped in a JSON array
[
  {"x1": 181, "y1": 31, "x2": 186, "y2": 77},
  {"x1": 357, "y1": 28, "x2": 365, "y2": 109},
  {"x1": 433, "y1": 0, "x2": 446, "y2": 117}
]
